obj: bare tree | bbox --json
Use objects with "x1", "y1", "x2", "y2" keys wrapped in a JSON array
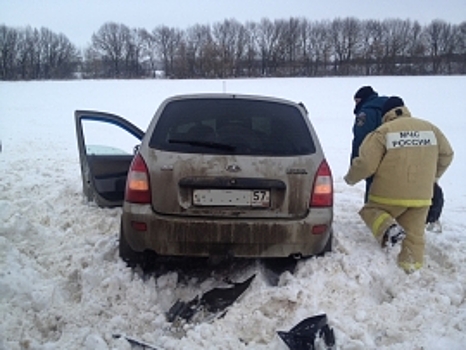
[
  {"x1": 402, "y1": 21, "x2": 425, "y2": 75},
  {"x1": 123, "y1": 28, "x2": 146, "y2": 78},
  {"x1": 242, "y1": 21, "x2": 260, "y2": 76},
  {"x1": 14, "y1": 27, "x2": 39, "y2": 79},
  {"x1": 44, "y1": 31, "x2": 80, "y2": 79},
  {"x1": 152, "y1": 25, "x2": 184, "y2": 78},
  {"x1": 0, "y1": 25, "x2": 79, "y2": 80},
  {"x1": 0, "y1": 25, "x2": 19, "y2": 79},
  {"x1": 305, "y1": 20, "x2": 332, "y2": 76},
  {"x1": 275, "y1": 17, "x2": 304, "y2": 76},
  {"x1": 3, "y1": 17, "x2": 466, "y2": 80},
  {"x1": 295, "y1": 18, "x2": 312, "y2": 76},
  {"x1": 88, "y1": 22, "x2": 133, "y2": 78},
  {"x1": 137, "y1": 28, "x2": 157, "y2": 77},
  {"x1": 456, "y1": 21, "x2": 466, "y2": 73},
  {"x1": 234, "y1": 22, "x2": 249, "y2": 77},
  {"x1": 358, "y1": 20, "x2": 384, "y2": 75},
  {"x1": 380, "y1": 19, "x2": 414, "y2": 74},
  {"x1": 423, "y1": 20, "x2": 458, "y2": 74},
  {"x1": 211, "y1": 19, "x2": 246, "y2": 77},
  {"x1": 330, "y1": 17, "x2": 361, "y2": 75},
  {"x1": 184, "y1": 24, "x2": 214, "y2": 78},
  {"x1": 257, "y1": 18, "x2": 281, "y2": 76}
]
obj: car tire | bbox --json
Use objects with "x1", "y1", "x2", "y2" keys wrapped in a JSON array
[{"x1": 119, "y1": 222, "x2": 144, "y2": 267}]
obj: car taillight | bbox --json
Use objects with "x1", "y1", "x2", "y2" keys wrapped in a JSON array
[
  {"x1": 125, "y1": 153, "x2": 151, "y2": 204},
  {"x1": 310, "y1": 159, "x2": 333, "y2": 207}
]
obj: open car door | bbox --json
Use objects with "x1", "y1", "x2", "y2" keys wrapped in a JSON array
[{"x1": 75, "y1": 110, "x2": 144, "y2": 208}]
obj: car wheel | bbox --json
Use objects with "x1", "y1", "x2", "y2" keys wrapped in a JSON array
[{"x1": 119, "y1": 222, "x2": 144, "y2": 267}]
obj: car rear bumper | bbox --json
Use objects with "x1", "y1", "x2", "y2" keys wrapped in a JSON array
[{"x1": 121, "y1": 203, "x2": 333, "y2": 258}]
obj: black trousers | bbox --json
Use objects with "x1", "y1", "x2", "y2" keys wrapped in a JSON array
[{"x1": 426, "y1": 183, "x2": 444, "y2": 223}]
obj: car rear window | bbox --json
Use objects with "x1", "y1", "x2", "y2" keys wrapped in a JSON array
[{"x1": 148, "y1": 98, "x2": 316, "y2": 156}]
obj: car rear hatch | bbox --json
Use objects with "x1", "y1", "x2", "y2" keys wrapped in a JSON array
[{"x1": 143, "y1": 94, "x2": 324, "y2": 219}]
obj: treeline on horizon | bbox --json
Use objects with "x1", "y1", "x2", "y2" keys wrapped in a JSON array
[{"x1": 1, "y1": 17, "x2": 466, "y2": 81}]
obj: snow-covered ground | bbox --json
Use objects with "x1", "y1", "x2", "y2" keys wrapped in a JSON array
[{"x1": 0, "y1": 76, "x2": 465, "y2": 350}]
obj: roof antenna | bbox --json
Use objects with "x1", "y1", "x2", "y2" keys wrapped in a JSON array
[{"x1": 222, "y1": 80, "x2": 226, "y2": 93}]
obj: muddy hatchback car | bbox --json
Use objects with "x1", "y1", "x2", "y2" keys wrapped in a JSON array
[{"x1": 75, "y1": 93, "x2": 333, "y2": 265}]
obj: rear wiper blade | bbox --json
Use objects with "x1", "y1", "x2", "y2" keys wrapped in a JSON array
[{"x1": 168, "y1": 139, "x2": 236, "y2": 151}]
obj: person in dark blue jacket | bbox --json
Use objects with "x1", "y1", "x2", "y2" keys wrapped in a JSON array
[{"x1": 351, "y1": 86, "x2": 388, "y2": 202}]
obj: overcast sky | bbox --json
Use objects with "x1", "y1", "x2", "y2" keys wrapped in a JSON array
[{"x1": 1, "y1": 0, "x2": 465, "y2": 48}]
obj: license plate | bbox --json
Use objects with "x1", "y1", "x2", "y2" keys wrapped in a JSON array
[{"x1": 193, "y1": 189, "x2": 270, "y2": 207}]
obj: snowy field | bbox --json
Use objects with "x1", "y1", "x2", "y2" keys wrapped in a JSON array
[{"x1": 1, "y1": 76, "x2": 465, "y2": 350}]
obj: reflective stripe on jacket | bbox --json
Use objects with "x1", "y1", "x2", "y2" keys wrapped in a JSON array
[{"x1": 345, "y1": 106, "x2": 454, "y2": 206}]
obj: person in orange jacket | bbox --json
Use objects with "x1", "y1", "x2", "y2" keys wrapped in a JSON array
[{"x1": 344, "y1": 96, "x2": 454, "y2": 273}]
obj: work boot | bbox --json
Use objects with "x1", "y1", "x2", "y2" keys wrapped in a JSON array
[
  {"x1": 382, "y1": 224, "x2": 406, "y2": 248},
  {"x1": 426, "y1": 220, "x2": 442, "y2": 233}
]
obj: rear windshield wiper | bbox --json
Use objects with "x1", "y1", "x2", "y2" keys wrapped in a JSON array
[{"x1": 168, "y1": 139, "x2": 236, "y2": 151}]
